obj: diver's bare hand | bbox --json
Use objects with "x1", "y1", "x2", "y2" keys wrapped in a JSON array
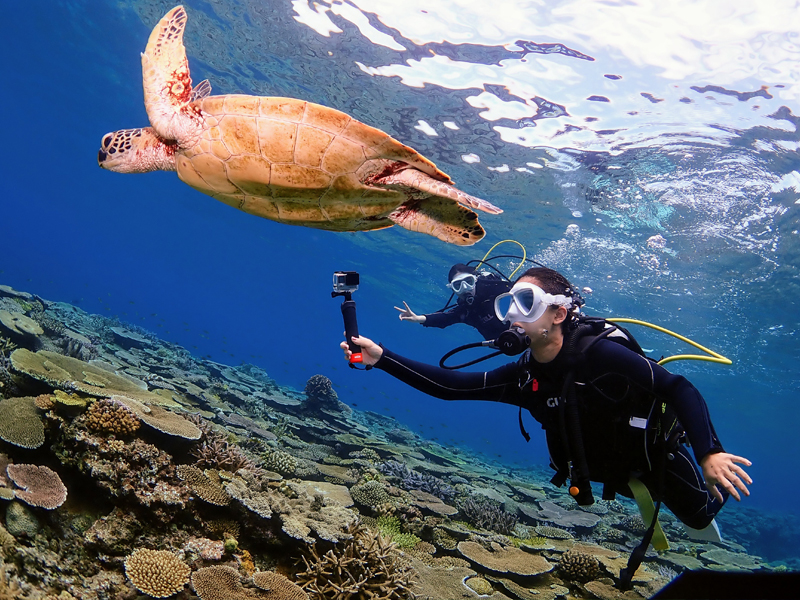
[
  {"x1": 701, "y1": 452, "x2": 752, "y2": 503},
  {"x1": 340, "y1": 335, "x2": 383, "y2": 366},
  {"x1": 394, "y1": 301, "x2": 426, "y2": 323}
]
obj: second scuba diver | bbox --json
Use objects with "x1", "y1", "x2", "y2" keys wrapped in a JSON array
[
  {"x1": 344, "y1": 267, "x2": 752, "y2": 543},
  {"x1": 395, "y1": 263, "x2": 511, "y2": 341}
]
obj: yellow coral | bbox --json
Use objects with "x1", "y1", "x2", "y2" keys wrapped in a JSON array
[
  {"x1": 0, "y1": 397, "x2": 45, "y2": 449},
  {"x1": 85, "y1": 398, "x2": 140, "y2": 436},
  {"x1": 124, "y1": 548, "x2": 191, "y2": 598}
]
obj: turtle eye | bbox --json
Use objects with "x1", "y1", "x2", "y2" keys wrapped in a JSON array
[{"x1": 103, "y1": 135, "x2": 112, "y2": 147}]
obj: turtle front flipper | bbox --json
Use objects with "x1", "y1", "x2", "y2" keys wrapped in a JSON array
[
  {"x1": 141, "y1": 6, "x2": 204, "y2": 145},
  {"x1": 389, "y1": 198, "x2": 485, "y2": 246},
  {"x1": 376, "y1": 168, "x2": 502, "y2": 214}
]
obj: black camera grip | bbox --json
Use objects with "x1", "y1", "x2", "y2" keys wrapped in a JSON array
[{"x1": 341, "y1": 299, "x2": 362, "y2": 363}]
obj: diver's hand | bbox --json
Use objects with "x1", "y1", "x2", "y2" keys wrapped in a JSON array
[
  {"x1": 394, "y1": 301, "x2": 426, "y2": 324},
  {"x1": 340, "y1": 335, "x2": 383, "y2": 366},
  {"x1": 700, "y1": 452, "x2": 753, "y2": 502}
]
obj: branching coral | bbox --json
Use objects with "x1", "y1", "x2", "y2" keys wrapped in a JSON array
[
  {"x1": 378, "y1": 460, "x2": 455, "y2": 503},
  {"x1": 85, "y1": 398, "x2": 140, "y2": 436},
  {"x1": 557, "y1": 548, "x2": 601, "y2": 583},
  {"x1": 188, "y1": 414, "x2": 255, "y2": 472},
  {"x1": 457, "y1": 495, "x2": 518, "y2": 535},
  {"x1": 294, "y1": 521, "x2": 415, "y2": 600}
]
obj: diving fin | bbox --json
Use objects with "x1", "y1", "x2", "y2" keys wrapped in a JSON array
[{"x1": 684, "y1": 518, "x2": 722, "y2": 543}]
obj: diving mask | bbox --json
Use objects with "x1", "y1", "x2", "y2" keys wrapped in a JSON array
[
  {"x1": 494, "y1": 282, "x2": 572, "y2": 324},
  {"x1": 448, "y1": 273, "x2": 477, "y2": 294}
]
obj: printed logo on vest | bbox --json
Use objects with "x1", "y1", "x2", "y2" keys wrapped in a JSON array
[{"x1": 531, "y1": 378, "x2": 539, "y2": 392}]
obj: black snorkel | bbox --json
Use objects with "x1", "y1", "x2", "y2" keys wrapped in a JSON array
[{"x1": 439, "y1": 326, "x2": 531, "y2": 369}]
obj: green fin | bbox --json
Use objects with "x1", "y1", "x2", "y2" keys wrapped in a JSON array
[{"x1": 628, "y1": 476, "x2": 670, "y2": 551}]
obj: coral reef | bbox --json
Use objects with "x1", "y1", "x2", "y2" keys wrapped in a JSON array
[
  {"x1": 85, "y1": 397, "x2": 140, "y2": 436},
  {"x1": 0, "y1": 396, "x2": 45, "y2": 449},
  {"x1": 294, "y1": 521, "x2": 415, "y2": 600},
  {"x1": 557, "y1": 548, "x2": 601, "y2": 583},
  {"x1": 124, "y1": 548, "x2": 191, "y2": 598},
  {"x1": 5, "y1": 463, "x2": 68, "y2": 509},
  {"x1": 378, "y1": 460, "x2": 456, "y2": 503},
  {"x1": 303, "y1": 374, "x2": 338, "y2": 406},
  {"x1": 457, "y1": 495, "x2": 518, "y2": 535}
]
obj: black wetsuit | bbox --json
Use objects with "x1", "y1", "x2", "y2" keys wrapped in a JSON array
[
  {"x1": 375, "y1": 336, "x2": 727, "y2": 529},
  {"x1": 422, "y1": 274, "x2": 510, "y2": 341}
]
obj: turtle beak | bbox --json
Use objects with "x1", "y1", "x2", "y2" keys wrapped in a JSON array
[{"x1": 98, "y1": 149, "x2": 107, "y2": 166}]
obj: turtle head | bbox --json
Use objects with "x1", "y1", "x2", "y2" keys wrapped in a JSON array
[{"x1": 98, "y1": 127, "x2": 177, "y2": 173}]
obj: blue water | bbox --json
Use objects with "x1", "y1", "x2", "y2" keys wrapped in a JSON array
[{"x1": 2, "y1": 0, "x2": 799, "y2": 542}]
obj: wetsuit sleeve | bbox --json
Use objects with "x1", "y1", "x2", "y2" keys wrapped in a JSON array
[
  {"x1": 423, "y1": 306, "x2": 466, "y2": 329},
  {"x1": 374, "y1": 347, "x2": 520, "y2": 403},
  {"x1": 588, "y1": 339, "x2": 724, "y2": 463}
]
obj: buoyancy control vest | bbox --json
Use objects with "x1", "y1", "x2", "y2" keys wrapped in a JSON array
[{"x1": 517, "y1": 316, "x2": 683, "y2": 506}]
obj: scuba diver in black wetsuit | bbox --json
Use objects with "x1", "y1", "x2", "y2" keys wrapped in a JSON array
[
  {"x1": 343, "y1": 266, "x2": 753, "y2": 580},
  {"x1": 395, "y1": 263, "x2": 511, "y2": 341}
]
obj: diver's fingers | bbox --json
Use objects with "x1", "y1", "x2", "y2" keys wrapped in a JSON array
[
  {"x1": 730, "y1": 463, "x2": 753, "y2": 485},
  {"x1": 728, "y1": 455, "x2": 753, "y2": 467}
]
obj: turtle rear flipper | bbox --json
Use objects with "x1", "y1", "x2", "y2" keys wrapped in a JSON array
[
  {"x1": 389, "y1": 198, "x2": 485, "y2": 246},
  {"x1": 141, "y1": 5, "x2": 204, "y2": 144}
]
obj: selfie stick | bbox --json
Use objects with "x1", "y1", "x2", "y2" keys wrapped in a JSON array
[{"x1": 340, "y1": 292, "x2": 362, "y2": 364}]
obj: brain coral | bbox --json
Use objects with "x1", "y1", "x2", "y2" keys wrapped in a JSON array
[
  {"x1": 124, "y1": 548, "x2": 191, "y2": 598},
  {"x1": 0, "y1": 396, "x2": 45, "y2": 449},
  {"x1": 6, "y1": 464, "x2": 67, "y2": 509},
  {"x1": 86, "y1": 398, "x2": 140, "y2": 436}
]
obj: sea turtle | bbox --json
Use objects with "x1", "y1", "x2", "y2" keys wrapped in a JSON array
[{"x1": 98, "y1": 5, "x2": 501, "y2": 245}]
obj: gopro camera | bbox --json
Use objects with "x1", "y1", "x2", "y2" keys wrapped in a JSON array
[{"x1": 333, "y1": 271, "x2": 359, "y2": 294}]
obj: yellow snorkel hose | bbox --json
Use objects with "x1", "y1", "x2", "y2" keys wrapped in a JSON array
[
  {"x1": 607, "y1": 318, "x2": 732, "y2": 366},
  {"x1": 478, "y1": 240, "x2": 527, "y2": 279},
  {"x1": 476, "y1": 241, "x2": 731, "y2": 367}
]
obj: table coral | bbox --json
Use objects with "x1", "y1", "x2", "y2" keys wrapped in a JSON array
[
  {"x1": 457, "y1": 541, "x2": 553, "y2": 576},
  {"x1": 6, "y1": 463, "x2": 67, "y2": 509},
  {"x1": 124, "y1": 548, "x2": 191, "y2": 598},
  {"x1": 252, "y1": 571, "x2": 309, "y2": 599},
  {"x1": 176, "y1": 465, "x2": 231, "y2": 506},
  {"x1": 0, "y1": 396, "x2": 45, "y2": 449}
]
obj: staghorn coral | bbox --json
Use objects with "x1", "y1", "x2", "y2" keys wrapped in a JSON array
[
  {"x1": 0, "y1": 396, "x2": 45, "y2": 449},
  {"x1": 124, "y1": 548, "x2": 191, "y2": 598},
  {"x1": 457, "y1": 495, "x2": 518, "y2": 535},
  {"x1": 6, "y1": 464, "x2": 67, "y2": 509},
  {"x1": 294, "y1": 521, "x2": 415, "y2": 600},
  {"x1": 85, "y1": 398, "x2": 140, "y2": 436},
  {"x1": 176, "y1": 465, "x2": 231, "y2": 506},
  {"x1": 188, "y1": 414, "x2": 256, "y2": 472},
  {"x1": 557, "y1": 548, "x2": 601, "y2": 583}
]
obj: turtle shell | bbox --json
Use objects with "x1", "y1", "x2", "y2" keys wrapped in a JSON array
[{"x1": 175, "y1": 95, "x2": 453, "y2": 231}]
